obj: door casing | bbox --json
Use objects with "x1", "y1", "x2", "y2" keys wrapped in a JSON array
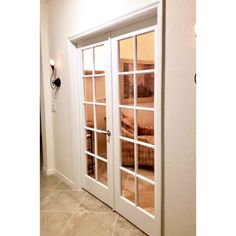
[{"x1": 67, "y1": 2, "x2": 163, "y2": 235}]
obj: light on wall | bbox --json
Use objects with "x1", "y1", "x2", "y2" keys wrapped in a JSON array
[{"x1": 50, "y1": 59, "x2": 61, "y2": 89}]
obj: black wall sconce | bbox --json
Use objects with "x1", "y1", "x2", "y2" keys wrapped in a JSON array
[{"x1": 50, "y1": 59, "x2": 61, "y2": 89}]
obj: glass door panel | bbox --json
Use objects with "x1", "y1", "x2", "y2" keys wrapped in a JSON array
[
  {"x1": 113, "y1": 25, "x2": 158, "y2": 236},
  {"x1": 80, "y1": 41, "x2": 113, "y2": 208}
]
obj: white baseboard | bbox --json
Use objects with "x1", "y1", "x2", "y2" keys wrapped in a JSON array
[
  {"x1": 53, "y1": 169, "x2": 74, "y2": 189},
  {"x1": 42, "y1": 168, "x2": 81, "y2": 190},
  {"x1": 42, "y1": 167, "x2": 54, "y2": 175}
]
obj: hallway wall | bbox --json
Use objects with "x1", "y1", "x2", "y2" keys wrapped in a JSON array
[
  {"x1": 163, "y1": 0, "x2": 196, "y2": 235},
  {"x1": 40, "y1": 0, "x2": 153, "y2": 184}
]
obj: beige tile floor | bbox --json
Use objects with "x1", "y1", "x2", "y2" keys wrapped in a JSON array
[{"x1": 40, "y1": 173, "x2": 147, "y2": 236}]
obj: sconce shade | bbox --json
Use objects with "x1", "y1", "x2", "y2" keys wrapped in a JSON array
[{"x1": 50, "y1": 59, "x2": 55, "y2": 66}]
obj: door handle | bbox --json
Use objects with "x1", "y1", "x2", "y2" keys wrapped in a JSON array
[{"x1": 106, "y1": 130, "x2": 111, "y2": 137}]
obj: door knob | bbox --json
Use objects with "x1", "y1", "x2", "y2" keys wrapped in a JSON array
[{"x1": 106, "y1": 130, "x2": 111, "y2": 137}]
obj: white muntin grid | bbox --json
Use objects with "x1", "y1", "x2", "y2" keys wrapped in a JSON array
[
  {"x1": 82, "y1": 44, "x2": 108, "y2": 185},
  {"x1": 118, "y1": 31, "x2": 155, "y2": 216}
]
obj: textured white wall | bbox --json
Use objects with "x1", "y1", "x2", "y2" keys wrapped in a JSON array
[
  {"x1": 41, "y1": 0, "x2": 153, "y2": 181},
  {"x1": 40, "y1": 0, "x2": 55, "y2": 171},
  {"x1": 163, "y1": 0, "x2": 196, "y2": 235}
]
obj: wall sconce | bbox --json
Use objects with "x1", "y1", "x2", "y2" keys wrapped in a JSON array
[{"x1": 50, "y1": 59, "x2": 61, "y2": 89}]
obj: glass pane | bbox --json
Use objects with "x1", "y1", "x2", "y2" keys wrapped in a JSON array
[
  {"x1": 119, "y1": 37, "x2": 134, "y2": 72},
  {"x1": 83, "y1": 48, "x2": 93, "y2": 75},
  {"x1": 121, "y1": 170, "x2": 135, "y2": 203},
  {"x1": 87, "y1": 154, "x2": 95, "y2": 178},
  {"x1": 119, "y1": 74, "x2": 134, "y2": 105},
  {"x1": 97, "y1": 133, "x2": 107, "y2": 159},
  {"x1": 137, "y1": 110, "x2": 154, "y2": 144},
  {"x1": 94, "y1": 45, "x2": 105, "y2": 74},
  {"x1": 137, "y1": 73, "x2": 154, "y2": 108},
  {"x1": 120, "y1": 140, "x2": 134, "y2": 171},
  {"x1": 95, "y1": 105, "x2": 106, "y2": 131},
  {"x1": 85, "y1": 104, "x2": 94, "y2": 128},
  {"x1": 97, "y1": 159, "x2": 107, "y2": 186},
  {"x1": 137, "y1": 31, "x2": 154, "y2": 70},
  {"x1": 120, "y1": 108, "x2": 134, "y2": 139},
  {"x1": 83, "y1": 77, "x2": 93, "y2": 102},
  {"x1": 138, "y1": 178, "x2": 154, "y2": 215},
  {"x1": 95, "y1": 76, "x2": 106, "y2": 103},
  {"x1": 137, "y1": 144, "x2": 154, "y2": 180},
  {"x1": 86, "y1": 129, "x2": 95, "y2": 154}
]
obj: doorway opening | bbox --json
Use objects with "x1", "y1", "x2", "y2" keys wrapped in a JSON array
[{"x1": 76, "y1": 16, "x2": 160, "y2": 235}]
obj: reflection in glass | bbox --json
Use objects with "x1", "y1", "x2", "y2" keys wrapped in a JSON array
[
  {"x1": 119, "y1": 74, "x2": 134, "y2": 105},
  {"x1": 120, "y1": 140, "x2": 135, "y2": 171},
  {"x1": 83, "y1": 48, "x2": 93, "y2": 75},
  {"x1": 137, "y1": 110, "x2": 154, "y2": 144},
  {"x1": 137, "y1": 144, "x2": 154, "y2": 180},
  {"x1": 97, "y1": 159, "x2": 107, "y2": 186},
  {"x1": 83, "y1": 77, "x2": 93, "y2": 102},
  {"x1": 120, "y1": 108, "x2": 134, "y2": 139},
  {"x1": 97, "y1": 133, "x2": 107, "y2": 159},
  {"x1": 87, "y1": 154, "x2": 95, "y2": 178},
  {"x1": 85, "y1": 104, "x2": 94, "y2": 128},
  {"x1": 95, "y1": 76, "x2": 106, "y2": 103},
  {"x1": 137, "y1": 31, "x2": 154, "y2": 70},
  {"x1": 121, "y1": 170, "x2": 135, "y2": 203},
  {"x1": 95, "y1": 105, "x2": 106, "y2": 131},
  {"x1": 94, "y1": 45, "x2": 105, "y2": 74},
  {"x1": 137, "y1": 73, "x2": 154, "y2": 108},
  {"x1": 138, "y1": 178, "x2": 154, "y2": 215},
  {"x1": 86, "y1": 129, "x2": 95, "y2": 154},
  {"x1": 119, "y1": 37, "x2": 134, "y2": 72}
]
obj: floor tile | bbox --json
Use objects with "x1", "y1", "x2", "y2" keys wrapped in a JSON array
[
  {"x1": 113, "y1": 216, "x2": 147, "y2": 236},
  {"x1": 41, "y1": 212, "x2": 72, "y2": 236},
  {"x1": 40, "y1": 185, "x2": 56, "y2": 201},
  {"x1": 66, "y1": 212, "x2": 117, "y2": 236},
  {"x1": 55, "y1": 181, "x2": 72, "y2": 190},
  {"x1": 40, "y1": 174, "x2": 60, "y2": 188},
  {"x1": 41, "y1": 190, "x2": 86, "y2": 213},
  {"x1": 77, "y1": 192, "x2": 113, "y2": 213}
]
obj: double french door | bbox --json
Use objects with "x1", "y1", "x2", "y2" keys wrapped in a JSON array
[{"x1": 78, "y1": 23, "x2": 160, "y2": 236}]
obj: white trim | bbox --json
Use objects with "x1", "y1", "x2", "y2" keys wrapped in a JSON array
[
  {"x1": 54, "y1": 169, "x2": 74, "y2": 189},
  {"x1": 118, "y1": 104, "x2": 154, "y2": 111},
  {"x1": 156, "y1": 3, "x2": 163, "y2": 236},
  {"x1": 83, "y1": 101, "x2": 106, "y2": 106},
  {"x1": 119, "y1": 136, "x2": 155, "y2": 149},
  {"x1": 82, "y1": 74, "x2": 105, "y2": 78},
  {"x1": 42, "y1": 168, "x2": 74, "y2": 189},
  {"x1": 69, "y1": 0, "x2": 159, "y2": 43},
  {"x1": 118, "y1": 69, "x2": 155, "y2": 75},
  {"x1": 42, "y1": 168, "x2": 50, "y2": 175},
  {"x1": 42, "y1": 167, "x2": 54, "y2": 175},
  {"x1": 66, "y1": 2, "x2": 162, "y2": 235},
  {"x1": 67, "y1": 40, "x2": 83, "y2": 190}
]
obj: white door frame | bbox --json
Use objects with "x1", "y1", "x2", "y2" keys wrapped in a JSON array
[{"x1": 67, "y1": 1, "x2": 163, "y2": 235}]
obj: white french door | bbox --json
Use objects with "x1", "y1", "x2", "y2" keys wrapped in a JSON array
[
  {"x1": 78, "y1": 40, "x2": 114, "y2": 207},
  {"x1": 78, "y1": 22, "x2": 160, "y2": 236},
  {"x1": 112, "y1": 26, "x2": 158, "y2": 235}
]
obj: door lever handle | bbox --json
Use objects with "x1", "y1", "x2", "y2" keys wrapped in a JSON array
[{"x1": 106, "y1": 130, "x2": 111, "y2": 137}]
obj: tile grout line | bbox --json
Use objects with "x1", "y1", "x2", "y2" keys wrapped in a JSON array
[
  {"x1": 40, "y1": 180, "x2": 62, "y2": 201},
  {"x1": 111, "y1": 214, "x2": 119, "y2": 236},
  {"x1": 60, "y1": 191, "x2": 88, "y2": 230}
]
